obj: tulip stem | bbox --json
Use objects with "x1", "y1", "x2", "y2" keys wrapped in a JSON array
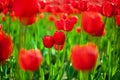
[
  {"x1": 24, "y1": 26, "x2": 27, "y2": 48},
  {"x1": 48, "y1": 48, "x2": 51, "y2": 65},
  {"x1": 57, "y1": 45, "x2": 60, "y2": 67}
]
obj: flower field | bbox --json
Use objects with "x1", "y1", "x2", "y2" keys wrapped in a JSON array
[{"x1": 0, "y1": 0, "x2": 120, "y2": 80}]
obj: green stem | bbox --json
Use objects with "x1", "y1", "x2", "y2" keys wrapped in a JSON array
[{"x1": 24, "y1": 26, "x2": 27, "y2": 48}]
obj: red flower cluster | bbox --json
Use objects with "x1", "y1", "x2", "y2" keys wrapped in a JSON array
[
  {"x1": 43, "y1": 31, "x2": 65, "y2": 51},
  {"x1": 19, "y1": 48, "x2": 43, "y2": 71},
  {"x1": 0, "y1": 25, "x2": 13, "y2": 62},
  {"x1": 70, "y1": 43, "x2": 98, "y2": 71},
  {"x1": 81, "y1": 11, "x2": 105, "y2": 36},
  {"x1": 55, "y1": 15, "x2": 78, "y2": 32},
  {"x1": 0, "y1": 0, "x2": 13, "y2": 14}
]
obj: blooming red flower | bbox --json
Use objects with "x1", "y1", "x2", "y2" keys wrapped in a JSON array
[
  {"x1": 43, "y1": 35, "x2": 54, "y2": 48},
  {"x1": 55, "y1": 19, "x2": 64, "y2": 30},
  {"x1": 53, "y1": 31, "x2": 65, "y2": 45},
  {"x1": 70, "y1": 43, "x2": 98, "y2": 71},
  {"x1": 0, "y1": 27, "x2": 13, "y2": 62},
  {"x1": 81, "y1": 11, "x2": 105, "y2": 36},
  {"x1": 102, "y1": 2, "x2": 115, "y2": 17},
  {"x1": 64, "y1": 18, "x2": 75, "y2": 32},
  {"x1": 19, "y1": 48, "x2": 43, "y2": 71},
  {"x1": 69, "y1": 16, "x2": 78, "y2": 25}
]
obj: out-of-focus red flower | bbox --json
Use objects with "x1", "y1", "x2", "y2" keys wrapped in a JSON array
[
  {"x1": 71, "y1": 0, "x2": 79, "y2": 9},
  {"x1": 87, "y1": 2, "x2": 102, "y2": 13},
  {"x1": 39, "y1": 0, "x2": 46, "y2": 10},
  {"x1": 59, "y1": 13, "x2": 68, "y2": 20},
  {"x1": 44, "y1": 4, "x2": 53, "y2": 13},
  {"x1": 110, "y1": 0, "x2": 120, "y2": 9},
  {"x1": 52, "y1": 5, "x2": 63, "y2": 14},
  {"x1": 78, "y1": 0, "x2": 88, "y2": 11},
  {"x1": 63, "y1": 4, "x2": 74, "y2": 14},
  {"x1": 64, "y1": 19, "x2": 75, "y2": 32},
  {"x1": 69, "y1": 16, "x2": 78, "y2": 24},
  {"x1": 10, "y1": 11, "x2": 16, "y2": 21},
  {"x1": 53, "y1": 31, "x2": 65, "y2": 45},
  {"x1": 0, "y1": 27, "x2": 13, "y2": 62},
  {"x1": 1, "y1": 15, "x2": 6, "y2": 22},
  {"x1": 81, "y1": 11, "x2": 105, "y2": 36},
  {"x1": 43, "y1": 35, "x2": 54, "y2": 48},
  {"x1": 116, "y1": 15, "x2": 120, "y2": 26},
  {"x1": 0, "y1": 24, "x2": 2, "y2": 30},
  {"x1": 0, "y1": 1, "x2": 4, "y2": 13},
  {"x1": 70, "y1": 43, "x2": 98, "y2": 71},
  {"x1": 55, "y1": 15, "x2": 78, "y2": 31},
  {"x1": 54, "y1": 43, "x2": 64, "y2": 51},
  {"x1": 55, "y1": 19, "x2": 64, "y2": 30},
  {"x1": 48, "y1": 15, "x2": 56, "y2": 22},
  {"x1": 13, "y1": 0, "x2": 39, "y2": 17},
  {"x1": 19, "y1": 16, "x2": 36, "y2": 26},
  {"x1": 39, "y1": 13, "x2": 44, "y2": 19},
  {"x1": 76, "y1": 26, "x2": 81, "y2": 33},
  {"x1": 19, "y1": 48, "x2": 43, "y2": 71},
  {"x1": 102, "y1": 2, "x2": 115, "y2": 17}
]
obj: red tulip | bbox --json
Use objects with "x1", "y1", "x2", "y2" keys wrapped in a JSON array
[
  {"x1": 78, "y1": 0, "x2": 88, "y2": 11},
  {"x1": 70, "y1": 43, "x2": 98, "y2": 71},
  {"x1": 0, "y1": 28, "x2": 13, "y2": 62},
  {"x1": 102, "y1": 2, "x2": 115, "y2": 17},
  {"x1": 116, "y1": 15, "x2": 120, "y2": 26},
  {"x1": 81, "y1": 11, "x2": 105, "y2": 36},
  {"x1": 55, "y1": 19, "x2": 64, "y2": 30},
  {"x1": 64, "y1": 18, "x2": 75, "y2": 32},
  {"x1": 13, "y1": 0, "x2": 39, "y2": 17},
  {"x1": 19, "y1": 48, "x2": 43, "y2": 71},
  {"x1": 53, "y1": 31, "x2": 65, "y2": 45},
  {"x1": 63, "y1": 4, "x2": 74, "y2": 14},
  {"x1": 43, "y1": 35, "x2": 54, "y2": 48},
  {"x1": 87, "y1": 2, "x2": 102, "y2": 13},
  {"x1": 71, "y1": 0, "x2": 79, "y2": 9},
  {"x1": 69, "y1": 16, "x2": 78, "y2": 25}
]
